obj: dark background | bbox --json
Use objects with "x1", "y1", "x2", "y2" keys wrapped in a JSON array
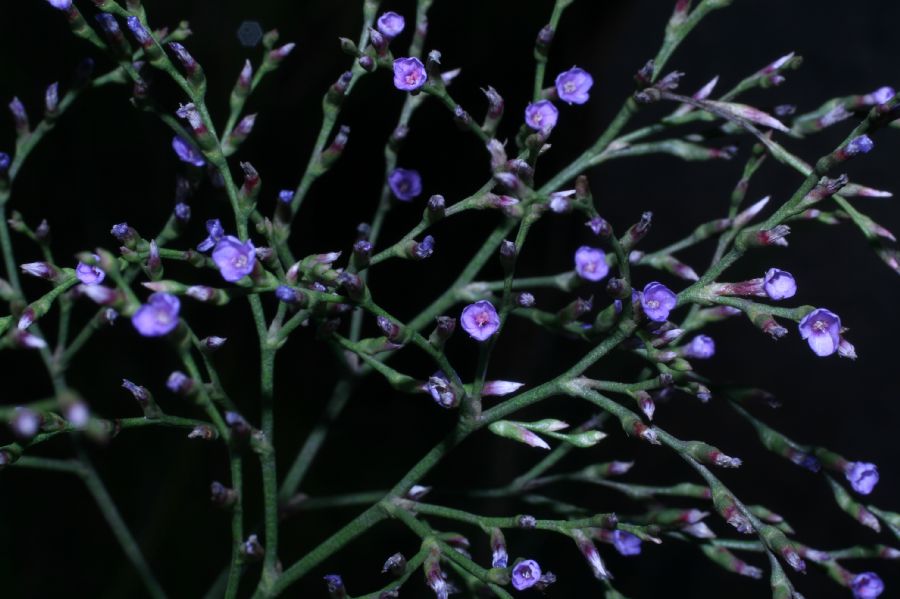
[{"x1": 1, "y1": 0, "x2": 898, "y2": 597}]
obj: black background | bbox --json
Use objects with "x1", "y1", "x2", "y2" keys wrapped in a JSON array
[{"x1": 1, "y1": 0, "x2": 899, "y2": 597}]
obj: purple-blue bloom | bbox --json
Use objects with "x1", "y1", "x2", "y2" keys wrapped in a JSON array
[
  {"x1": 46, "y1": 0, "x2": 72, "y2": 9},
  {"x1": 555, "y1": 66, "x2": 594, "y2": 105},
  {"x1": 574, "y1": 246, "x2": 609, "y2": 282},
  {"x1": 174, "y1": 202, "x2": 191, "y2": 223},
  {"x1": 172, "y1": 136, "x2": 205, "y2": 167},
  {"x1": 763, "y1": 268, "x2": 796, "y2": 300},
  {"x1": 197, "y1": 219, "x2": 225, "y2": 252},
  {"x1": 641, "y1": 282, "x2": 677, "y2": 322},
  {"x1": 131, "y1": 293, "x2": 180, "y2": 337},
  {"x1": 413, "y1": 235, "x2": 435, "y2": 259},
  {"x1": 851, "y1": 572, "x2": 884, "y2": 599},
  {"x1": 511, "y1": 559, "x2": 542, "y2": 591},
  {"x1": 460, "y1": 300, "x2": 500, "y2": 341},
  {"x1": 388, "y1": 167, "x2": 422, "y2": 201},
  {"x1": 111, "y1": 222, "x2": 131, "y2": 241},
  {"x1": 798, "y1": 308, "x2": 841, "y2": 357},
  {"x1": 524, "y1": 99, "x2": 559, "y2": 132},
  {"x1": 276, "y1": 285, "x2": 300, "y2": 304},
  {"x1": 125, "y1": 15, "x2": 152, "y2": 46},
  {"x1": 212, "y1": 235, "x2": 256, "y2": 282},
  {"x1": 278, "y1": 189, "x2": 293, "y2": 204},
  {"x1": 376, "y1": 11, "x2": 405, "y2": 39},
  {"x1": 392, "y1": 57, "x2": 426, "y2": 91},
  {"x1": 846, "y1": 135, "x2": 875, "y2": 156},
  {"x1": 684, "y1": 334, "x2": 715, "y2": 359},
  {"x1": 75, "y1": 254, "x2": 105, "y2": 286},
  {"x1": 612, "y1": 530, "x2": 642, "y2": 556},
  {"x1": 0, "y1": 152, "x2": 10, "y2": 174},
  {"x1": 845, "y1": 462, "x2": 879, "y2": 495}
]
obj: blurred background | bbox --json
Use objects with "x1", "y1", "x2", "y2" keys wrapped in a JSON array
[{"x1": 1, "y1": 0, "x2": 898, "y2": 597}]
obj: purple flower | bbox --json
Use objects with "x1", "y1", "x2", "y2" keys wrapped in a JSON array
[
  {"x1": 197, "y1": 219, "x2": 225, "y2": 252},
  {"x1": 171, "y1": 136, "x2": 205, "y2": 167},
  {"x1": 511, "y1": 560, "x2": 542, "y2": 591},
  {"x1": 798, "y1": 308, "x2": 841, "y2": 357},
  {"x1": 846, "y1": 135, "x2": 875, "y2": 156},
  {"x1": 392, "y1": 57, "x2": 426, "y2": 91},
  {"x1": 413, "y1": 235, "x2": 435, "y2": 259},
  {"x1": 111, "y1": 222, "x2": 132, "y2": 241},
  {"x1": 574, "y1": 246, "x2": 609, "y2": 282},
  {"x1": 125, "y1": 15, "x2": 152, "y2": 46},
  {"x1": 376, "y1": 11, "x2": 405, "y2": 38},
  {"x1": 46, "y1": 0, "x2": 72, "y2": 9},
  {"x1": 763, "y1": 268, "x2": 796, "y2": 300},
  {"x1": 174, "y1": 202, "x2": 191, "y2": 223},
  {"x1": 425, "y1": 372, "x2": 456, "y2": 408},
  {"x1": 75, "y1": 254, "x2": 105, "y2": 285},
  {"x1": 684, "y1": 334, "x2": 715, "y2": 359},
  {"x1": 555, "y1": 66, "x2": 594, "y2": 105},
  {"x1": 586, "y1": 216, "x2": 610, "y2": 236},
  {"x1": 641, "y1": 282, "x2": 677, "y2": 322},
  {"x1": 278, "y1": 189, "x2": 293, "y2": 204},
  {"x1": 524, "y1": 100, "x2": 559, "y2": 132},
  {"x1": 612, "y1": 530, "x2": 642, "y2": 556},
  {"x1": 851, "y1": 572, "x2": 885, "y2": 599},
  {"x1": 866, "y1": 86, "x2": 895, "y2": 105},
  {"x1": 845, "y1": 462, "x2": 879, "y2": 495},
  {"x1": 0, "y1": 152, "x2": 10, "y2": 174},
  {"x1": 460, "y1": 300, "x2": 500, "y2": 341},
  {"x1": 212, "y1": 235, "x2": 256, "y2": 282},
  {"x1": 131, "y1": 293, "x2": 180, "y2": 337},
  {"x1": 388, "y1": 168, "x2": 422, "y2": 201}
]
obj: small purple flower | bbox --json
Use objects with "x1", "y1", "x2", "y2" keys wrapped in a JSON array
[
  {"x1": 125, "y1": 15, "x2": 152, "y2": 46},
  {"x1": 174, "y1": 202, "x2": 191, "y2": 223},
  {"x1": 392, "y1": 57, "x2": 426, "y2": 91},
  {"x1": 555, "y1": 66, "x2": 594, "y2": 105},
  {"x1": 75, "y1": 255, "x2": 105, "y2": 285},
  {"x1": 413, "y1": 235, "x2": 435, "y2": 259},
  {"x1": 278, "y1": 189, "x2": 293, "y2": 204},
  {"x1": 866, "y1": 86, "x2": 895, "y2": 105},
  {"x1": 641, "y1": 282, "x2": 677, "y2": 322},
  {"x1": 612, "y1": 530, "x2": 642, "y2": 556},
  {"x1": 511, "y1": 560, "x2": 542, "y2": 591},
  {"x1": 376, "y1": 11, "x2": 405, "y2": 39},
  {"x1": 111, "y1": 222, "x2": 132, "y2": 241},
  {"x1": 276, "y1": 285, "x2": 299, "y2": 304},
  {"x1": 586, "y1": 216, "x2": 610, "y2": 236},
  {"x1": 846, "y1": 135, "x2": 875, "y2": 156},
  {"x1": 425, "y1": 372, "x2": 456, "y2": 409},
  {"x1": 171, "y1": 136, "x2": 205, "y2": 167},
  {"x1": 460, "y1": 300, "x2": 500, "y2": 341},
  {"x1": 683, "y1": 334, "x2": 715, "y2": 359},
  {"x1": 798, "y1": 308, "x2": 841, "y2": 357},
  {"x1": 212, "y1": 236, "x2": 256, "y2": 282},
  {"x1": 574, "y1": 246, "x2": 609, "y2": 282},
  {"x1": 0, "y1": 152, "x2": 10, "y2": 174},
  {"x1": 763, "y1": 268, "x2": 796, "y2": 300},
  {"x1": 46, "y1": 0, "x2": 72, "y2": 9},
  {"x1": 131, "y1": 293, "x2": 180, "y2": 337},
  {"x1": 845, "y1": 462, "x2": 879, "y2": 495},
  {"x1": 197, "y1": 219, "x2": 225, "y2": 252},
  {"x1": 851, "y1": 572, "x2": 885, "y2": 599},
  {"x1": 524, "y1": 100, "x2": 559, "y2": 132},
  {"x1": 388, "y1": 168, "x2": 422, "y2": 201}
]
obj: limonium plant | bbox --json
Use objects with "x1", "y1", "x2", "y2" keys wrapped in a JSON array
[{"x1": 3, "y1": 0, "x2": 899, "y2": 597}]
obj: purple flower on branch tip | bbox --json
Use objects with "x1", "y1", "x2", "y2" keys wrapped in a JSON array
[
  {"x1": 798, "y1": 308, "x2": 841, "y2": 357},
  {"x1": 574, "y1": 246, "x2": 609, "y2": 282},
  {"x1": 131, "y1": 293, "x2": 180, "y2": 337},
  {"x1": 845, "y1": 462, "x2": 879, "y2": 495},
  {"x1": 641, "y1": 282, "x2": 677, "y2": 322},
  {"x1": 511, "y1": 560, "x2": 542, "y2": 591},
  {"x1": 612, "y1": 530, "x2": 642, "y2": 556},
  {"x1": 212, "y1": 236, "x2": 256, "y2": 282},
  {"x1": 392, "y1": 57, "x2": 426, "y2": 91},
  {"x1": 851, "y1": 572, "x2": 885, "y2": 599},
  {"x1": 376, "y1": 11, "x2": 405, "y2": 39},
  {"x1": 278, "y1": 189, "x2": 293, "y2": 204},
  {"x1": 524, "y1": 99, "x2": 558, "y2": 132},
  {"x1": 172, "y1": 136, "x2": 205, "y2": 167},
  {"x1": 388, "y1": 167, "x2": 422, "y2": 201},
  {"x1": 866, "y1": 86, "x2": 895, "y2": 105},
  {"x1": 460, "y1": 300, "x2": 500, "y2": 341},
  {"x1": 75, "y1": 254, "x2": 105, "y2": 285},
  {"x1": 683, "y1": 334, "x2": 715, "y2": 359},
  {"x1": 197, "y1": 219, "x2": 224, "y2": 252},
  {"x1": 555, "y1": 66, "x2": 594, "y2": 105},
  {"x1": 46, "y1": 0, "x2": 72, "y2": 9},
  {"x1": 763, "y1": 268, "x2": 796, "y2": 300},
  {"x1": 425, "y1": 372, "x2": 456, "y2": 409}
]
